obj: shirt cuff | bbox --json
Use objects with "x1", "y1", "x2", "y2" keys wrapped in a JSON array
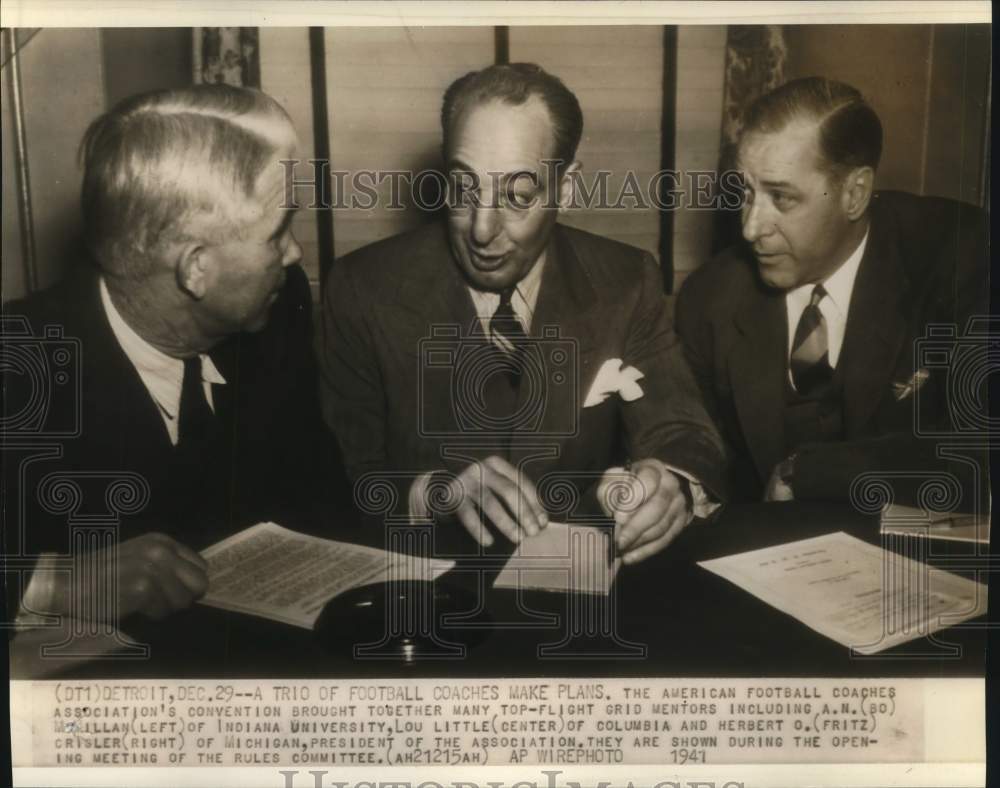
[
  {"x1": 661, "y1": 462, "x2": 721, "y2": 520},
  {"x1": 17, "y1": 553, "x2": 60, "y2": 628}
]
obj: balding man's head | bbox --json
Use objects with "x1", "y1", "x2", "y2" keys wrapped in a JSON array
[{"x1": 80, "y1": 84, "x2": 298, "y2": 280}]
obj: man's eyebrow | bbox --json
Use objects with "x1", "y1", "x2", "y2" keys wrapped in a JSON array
[
  {"x1": 445, "y1": 159, "x2": 539, "y2": 184},
  {"x1": 759, "y1": 179, "x2": 798, "y2": 191}
]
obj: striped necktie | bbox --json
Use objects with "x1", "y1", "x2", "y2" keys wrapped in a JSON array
[
  {"x1": 489, "y1": 287, "x2": 528, "y2": 360},
  {"x1": 790, "y1": 284, "x2": 833, "y2": 395}
]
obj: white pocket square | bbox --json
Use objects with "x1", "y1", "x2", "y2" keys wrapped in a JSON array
[
  {"x1": 583, "y1": 358, "x2": 645, "y2": 408},
  {"x1": 892, "y1": 368, "x2": 930, "y2": 401}
]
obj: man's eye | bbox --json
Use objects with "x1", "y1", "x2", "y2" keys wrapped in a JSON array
[
  {"x1": 505, "y1": 191, "x2": 536, "y2": 210},
  {"x1": 772, "y1": 193, "x2": 796, "y2": 210},
  {"x1": 451, "y1": 186, "x2": 479, "y2": 208}
]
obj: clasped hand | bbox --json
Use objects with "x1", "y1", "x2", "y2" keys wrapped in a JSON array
[
  {"x1": 48, "y1": 533, "x2": 210, "y2": 621},
  {"x1": 596, "y1": 459, "x2": 692, "y2": 564}
]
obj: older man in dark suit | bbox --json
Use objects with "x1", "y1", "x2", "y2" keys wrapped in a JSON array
[
  {"x1": 321, "y1": 63, "x2": 726, "y2": 564},
  {"x1": 3, "y1": 85, "x2": 338, "y2": 624},
  {"x1": 676, "y1": 77, "x2": 988, "y2": 507}
]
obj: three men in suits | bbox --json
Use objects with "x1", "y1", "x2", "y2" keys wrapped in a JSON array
[
  {"x1": 3, "y1": 85, "x2": 334, "y2": 623},
  {"x1": 677, "y1": 77, "x2": 988, "y2": 506},
  {"x1": 321, "y1": 63, "x2": 726, "y2": 563}
]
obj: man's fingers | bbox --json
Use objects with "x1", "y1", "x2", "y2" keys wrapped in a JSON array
[
  {"x1": 479, "y1": 490, "x2": 524, "y2": 544},
  {"x1": 119, "y1": 573, "x2": 172, "y2": 620},
  {"x1": 455, "y1": 502, "x2": 494, "y2": 547},
  {"x1": 622, "y1": 495, "x2": 691, "y2": 564},
  {"x1": 622, "y1": 529, "x2": 676, "y2": 565},
  {"x1": 173, "y1": 542, "x2": 209, "y2": 571},
  {"x1": 616, "y1": 484, "x2": 677, "y2": 549},
  {"x1": 173, "y1": 559, "x2": 210, "y2": 598},
  {"x1": 484, "y1": 456, "x2": 547, "y2": 532},
  {"x1": 146, "y1": 560, "x2": 201, "y2": 612}
]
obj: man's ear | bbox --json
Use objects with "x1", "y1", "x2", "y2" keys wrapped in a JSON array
[
  {"x1": 841, "y1": 165, "x2": 875, "y2": 221},
  {"x1": 175, "y1": 243, "x2": 211, "y2": 299},
  {"x1": 557, "y1": 161, "x2": 581, "y2": 213}
]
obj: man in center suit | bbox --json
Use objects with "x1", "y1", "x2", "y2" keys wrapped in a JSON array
[
  {"x1": 321, "y1": 63, "x2": 726, "y2": 565},
  {"x1": 676, "y1": 77, "x2": 988, "y2": 506},
  {"x1": 3, "y1": 85, "x2": 340, "y2": 624}
]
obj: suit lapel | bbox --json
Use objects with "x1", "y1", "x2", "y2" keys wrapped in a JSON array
[
  {"x1": 509, "y1": 227, "x2": 598, "y2": 469},
  {"x1": 75, "y1": 273, "x2": 174, "y2": 471},
  {"x1": 840, "y1": 210, "x2": 909, "y2": 435},
  {"x1": 730, "y1": 283, "x2": 788, "y2": 482},
  {"x1": 402, "y1": 223, "x2": 479, "y2": 335}
]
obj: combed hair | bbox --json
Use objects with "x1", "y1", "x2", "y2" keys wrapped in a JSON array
[
  {"x1": 441, "y1": 63, "x2": 583, "y2": 167},
  {"x1": 80, "y1": 84, "x2": 296, "y2": 279},
  {"x1": 742, "y1": 76, "x2": 883, "y2": 178}
]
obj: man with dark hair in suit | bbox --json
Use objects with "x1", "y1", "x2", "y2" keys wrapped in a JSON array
[
  {"x1": 3, "y1": 85, "x2": 335, "y2": 624},
  {"x1": 676, "y1": 77, "x2": 988, "y2": 505},
  {"x1": 321, "y1": 63, "x2": 726, "y2": 565}
]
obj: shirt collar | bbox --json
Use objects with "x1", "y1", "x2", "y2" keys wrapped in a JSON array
[
  {"x1": 99, "y1": 276, "x2": 226, "y2": 419},
  {"x1": 466, "y1": 251, "x2": 547, "y2": 327},
  {"x1": 786, "y1": 228, "x2": 869, "y2": 318}
]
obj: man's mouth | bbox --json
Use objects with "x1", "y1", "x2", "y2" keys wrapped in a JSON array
[
  {"x1": 754, "y1": 250, "x2": 784, "y2": 262},
  {"x1": 469, "y1": 250, "x2": 507, "y2": 271}
]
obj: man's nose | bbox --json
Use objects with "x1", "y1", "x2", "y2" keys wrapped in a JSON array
[
  {"x1": 283, "y1": 233, "x2": 303, "y2": 266},
  {"x1": 741, "y1": 198, "x2": 769, "y2": 244},
  {"x1": 471, "y1": 203, "x2": 502, "y2": 247}
]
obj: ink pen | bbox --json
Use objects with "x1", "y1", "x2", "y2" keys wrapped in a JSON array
[{"x1": 610, "y1": 457, "x2": 633, "y2": 567}]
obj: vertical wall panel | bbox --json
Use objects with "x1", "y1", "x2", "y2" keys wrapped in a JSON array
[
  {"x1": 510, "y1": 26, "x2": 664, "y2": 262},
  {"x1": 672, "y1": 25, "x2": 727, "y2": 289},
  {"x1": 8, "y1": 28, "x2": 105, "y2": 295},
  {"x1": 325, "y1": 27, "x2": 494, "y2": 259},
  {"x1": 1, "y1": 34, "x2": 27, "y2": 303},
  {"x1": 923, "y1": 24, "x2": 991, "y2": 207}
]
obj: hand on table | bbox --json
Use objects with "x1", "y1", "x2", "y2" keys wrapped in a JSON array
[
  {"x1": 597, "y1": 458, "x2": 692, "y2": 565},
  {"x1": 51, "y1": 533, "x2": 210, "y2": 621},
  {"x1": 440, "y1": 456, "x2": 548, "y2": 546}
]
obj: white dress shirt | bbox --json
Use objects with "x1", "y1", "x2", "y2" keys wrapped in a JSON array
[
  {"x1": 467, "y1": 252, "x2": 546, "y2": 339},
  {"x1": 100, "y1": 277, "x2": 226, "y2": 445},
  {"x1": 785, "y1": 230, "x2": 869, "y2": 378}
]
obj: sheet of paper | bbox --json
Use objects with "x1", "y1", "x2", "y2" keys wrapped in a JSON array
[
  {"x1": 880, "y1": 503, "x2": 990, "y2": 544},
  {"x1": 493, "y1": 521, "x2": 620, "y2": 595},
  {"x1": 199, "y1": 522, "x2": 455, "y2": 629},
  {"x1": 698, "y1": 531, "x2": 987, "y2": 655}
]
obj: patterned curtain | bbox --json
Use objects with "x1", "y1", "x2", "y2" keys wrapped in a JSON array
[
  {"x1": 193, "y1": 28, "x2": 260, "y2": 88},
  {"x1": 713, "y1": 25, "x2": 787, "y2": 253}
]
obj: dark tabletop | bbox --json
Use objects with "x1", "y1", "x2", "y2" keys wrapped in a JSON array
[{"x1": 11, "y1": 502, "x2": 987, "y2": 679}]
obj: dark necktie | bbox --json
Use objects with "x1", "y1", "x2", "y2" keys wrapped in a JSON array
[
  {"x1": 489, "y1": 287, "x2": 528, "y2": 374},
  {"x1": 790, "y1": 284, "x2": 833, "y2": 395},
  {"x1": 178, "y1": 355, "x2": 214, "y2": 448}
]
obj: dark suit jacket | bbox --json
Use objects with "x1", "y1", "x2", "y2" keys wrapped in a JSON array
[
  {"x1": 676, "y1": 190, "x2": 988, "y2": 507},
  {"x1": 2, "y1": 263, "x2": 342, "y2": 571},
  {"x1": 320, "y1": 221, "x2": 726, "y2": 523}
]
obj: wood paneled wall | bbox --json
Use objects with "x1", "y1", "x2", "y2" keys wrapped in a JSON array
[{"x1": 3, "y1": 25, "x2": 987, "y2": 304}]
